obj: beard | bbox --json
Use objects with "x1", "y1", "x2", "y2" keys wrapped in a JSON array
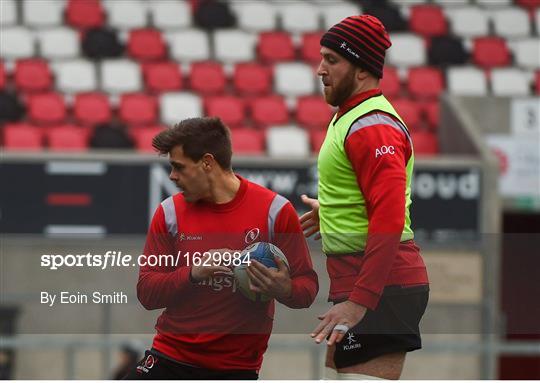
[{"x1": 323, "y1": 67, "x2": 357, "y2": 107}]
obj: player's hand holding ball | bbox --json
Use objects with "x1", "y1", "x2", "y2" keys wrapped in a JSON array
[{"x1": 190, "y1": 248, "x2": 233, "y2": 282}]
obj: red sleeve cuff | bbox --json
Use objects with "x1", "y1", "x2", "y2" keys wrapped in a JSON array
[
  {"x1": 348, "y1": 286, "x2": 381, "y2": 311},
  {"x1": 277, "y1": 280, "x2": 312, "y2": 309},
  {"x1": 173, "y1": 266, "x2": 193, "y2": 292}
]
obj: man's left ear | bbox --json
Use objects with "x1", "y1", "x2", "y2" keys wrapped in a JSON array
[{"x1": 356, "y1": 67, "x2": 370, "y2": 82}]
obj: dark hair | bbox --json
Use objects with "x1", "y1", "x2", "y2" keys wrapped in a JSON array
[{"x1": 152, "y1": 117, "x2": 233, "y2": 170}]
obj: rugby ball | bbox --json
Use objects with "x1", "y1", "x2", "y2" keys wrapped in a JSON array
[{"x1": 233, "y1": 242, "x2": 289, "y2": 302}]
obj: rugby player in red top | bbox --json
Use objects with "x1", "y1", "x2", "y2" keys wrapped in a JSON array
[{"x1": 124, "y1": 117, "x2": 318, "y2": 379}]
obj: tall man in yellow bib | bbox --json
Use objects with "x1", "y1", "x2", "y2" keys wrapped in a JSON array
[{"x1": 300, "y1": 15, "x2": 429, "y2": 380}]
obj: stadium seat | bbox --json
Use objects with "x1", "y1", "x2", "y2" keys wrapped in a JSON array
[
  {"x1": 535, "y1": 71, "x2": 540, "y2": 94},
  {"x1": 392, "y1": 98, "x2": 422, "y2": 131},
  {"x1": 14, "y1": 59, "x2": 53, "y2": 93},
  {"x1": 433, "y1": 0, "x2": 469, "y2": 6},
  {"x1": 407, "y1": 67, "x2": 444, "y2": 99},
  {"x1": 296, "y1": 96, "x2": 334, "y2": 130},
  {"x1": 205, "y1": 95, "x2": 246, "y2": 128},
  {"x1": 105, "y1": 0, "x2": 148, "y2": 29},
  {"x1": 380, "y1": 67, "x2": 401, "y2": 98},
  {"x1": 3, "y1": 123, "x2": 43, "y2": 151},
  {"x1": 447, "y1": 67, "x2": 488, "y2": 96},
  {"x1": 321, "y1": 3, "x2": 361, "y2": 30},
  {"x1": 1, "y1": 27, "x2": 35, "y2": 59},
  {"x1": 428, "y1": 36, "x2": 468, "y2": 66},
  {"x1": 492, "y1": 8, "x2": 531, "y2": 37},
  {"x1": 27, "y1": 93, "x2": 66, "y2": 125},
  {"x1": 214, "y1": 30, "x2": 257, "y2": 63},
  {"x1": 537, "y1": 8, "x2": 540, "y2": 33},
  {"x1": 411, "y1": 131, "x2": 438, "y2": 155},
  {"x1": 409, "y1": 5, "x2": 448, "y2": 37},
  {"x1": 160, "y1": 92, "x2": 202, "y2": 125},
  {"x1": 119, "y1": 93, "x2": 158, "y2": 126},
  {"x1": 230, "y1": 128, "x2": 265, "y2": 155},
  {"x1": 131, "y1": 125, "x2": 164, "y2": 152},
  {"x1": 267, "y1": 126, "x2": 310, "y2": 157},
  {"x1": 513, "y1": 39, "x2": 540, "y2": 69},
  {"x1": 189, "y1": 62, "x2": 226, "y2": 95},
  {"x1": 66, "y1": 0, "x2": 105, "y2": 29},
  {"x1": 0, "y1": 62, "x2": 5, "y2": 89},
  {"x1": 278, "y1": 2, "x2": 320, "y2": 33},
  {"x1": 274, "y1": 63, "x2": 315, "y2": 96},
  {"x1": 127, "y1": 29, "x2": 167, "y2": 61},
  {"x1": 52, "y1": 60, "x2": 97, "y2": 93},
  {"x1": 166, "y1": 29, "x2": 210, "y2": 62},
  {"x1": 475, "y1": 0, "x2": 512, "y2": 7},
  {"x1": 516, "y1": 0, "x2": 540, "y2": 12},
  {"x1": 421, "y1": 100, "x2": 440, "y2": 130},
  {"x1": 472, "y1": 37, "x2": 511, "y2": 68},
  {"x1": 46, "y1": 125, "x2": 89, "y2": 151},
  {"x1": 310, "y1": 130, "x2": 327, "y2": 153},
  {"x1": 250, "y1": 96, "x2": 289, "y2": 127},
  {"x1": 101, "y1": 59, "x2": 142, "y2": 94},
  {"x1": 149, "y1": 0, "x2": 191, "y2": 29},
  {"x1": 232, "y1": 1, "x2": 277, "y2": 31},
  {"x1": 142, "y1": 62, "x2": 183, "y2": 92},
  {"x1": 387, "y1": 34, "x2": 426, "y2": 67},
  {"x1": 446, "y1": 7, "x2": 490, "y2": 37},
  {"x1": 0, "y1": 0, "x2": 17, "y2": 25},
  {"x1": 233, "y1": 63, "x2": 272, "y2": 95},
  {"x1": 37, "y1": 27, "x2": 80, "y2": 59},
  {"x1": 23, "y1": 0, "x2": 64, "y2": 27},
  {"x1": 74, "y1": 92, "x2": 111, "y2": 126},
  {"x1": 258, "y1": 31, "x2": 295, "y2": 62},
  {"x1": 491, "y1": 69, "x2": 530, "y2": 96},
  {"x1": 301, "y1": 32, "x2": 324, "y2": 63}
]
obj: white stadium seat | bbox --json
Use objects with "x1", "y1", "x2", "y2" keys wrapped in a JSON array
[
  {"x1": 447, "y1": 7, "x2": 490, "y2": 37},
  {"x1": 321, "y1": 3, "x2": 362, "y2": 30},
  {"x1": 536, "y1": 8, "x2": 540, "y2": 36},
  {"x1": 105, "y1": 0, "x2": 148, "y2": 29},
  {"x1": 387, "y1": 34, "x2": 426, "y2": 67},
  {"x1": 213, "y1": 30, "x2": 257, "y2": 63},
  {"x1": 166, "y1": 29, "x2": 210, "y2": 62},
  {"x1": 232, "y1": 1, "x2": 277, "y2": 32},
  {"x1": 160, "y1": 92, "x2": 202, "y2": 125},
  {"x1": 278, "y1": 2, "x2": 320, "y2": 33},
  {"x1": 267, "y1": 126, "x2": 310, "y2": 157},
  {"x1": 492, "y1": 8, "x2": 531, "y2": 38},
  {"x1": 0, "y1": 27, "x2": 35, "y2": 59},
  {"x1": 491, "y1": 68, "x2": 530, "y2": 96},
  {"x1": 513, "y1": 38, "x2": 540, "y2": 70},
  {"x1": 475, "y1": 0, "x2": 512, "y2": 8},
  {"x1": 38, "y1": 27, "x2": 80, "y2": 59},
  {"x1": 149, "y1": 0, "x2": 191, "y2": 29},
  {"x1": 447, "y1": 67, "x2": 488, "y2": 96},
  {"x1": 433, "y1": 0, "x2": 470, "y2": 7},
  {"x1": 53, "y1": 60, "x2": 97, "y2": 93},
  {"x1": 0, "y1": 0, "x2": 17, "y2": 25},
  {"x1": 100, "y1": 59, "x2": 142, "y2": 94},
  {"x1": 23, "y1": 0, "x2": 64, "y2": 27},
  {"x1": 275, "y1": 63, "x2": 316, "y2": 96}
]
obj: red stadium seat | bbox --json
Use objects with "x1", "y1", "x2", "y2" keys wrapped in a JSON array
[
  {"x1": 407, "y1": 67, "x2": 444, "y2": 99},
  {"x1": 66, "y1": 0, "x2": 104, "y2": 29},
  {"x1": 250, "y1": 95, "x2": 289, "y2": 127},
  {"x1": 205, "y1": 95, "x2": 245, "y2": 128},
  {"x1": 301, "y1": 32, "x2": 323, "y2": 63},
  {"x1": 296, "y1": 95, "x2": 334, "y2": 130},
  {"x1": 410, "y1": 5, "x2": 448, "y2": 37},
  {"x1": 422, "y1": 100, "x2": 440, "y2": 130},
  {"x1": 14, "y1": 59, "x2": 53, "y2": 93},
  {"x1": 472, "y1": 37, "x2": 511, "y2": 69},
  {"x1": 380, "y1": 67, "x2": 401, "y2": 98},
  {"x1": 189, "y1": 61, "x2": 226, "y2": 94},
  {"x1": 310, "y1": 130, "x2": 327, "y2": 153},
  {"x1": 3, "y1": 123, "x2": 43, "y2": 150},
  {"x1": 74, "y1": 92, "x2": 111, "y2": 126},
  {"x1": 28, "y1": 92, "x2": 66, "y2": 125},
  {"x1": 258, "y1": 32, "x2": 295, "y2": 63},
  {"x1": 392, "y1": 98, "x2": 422, "y2": 131},
  {"x1": 230, "y1": 128, "x2": 265, "y2": 155},
  {"x1": 119, "y1": 93, "x2": 158, "y2": 126},
  {"x1": 412, "y1": 131, "x2": 439, "y2": 155},
  {"x1": 233, "y1": 62, "x2": 272, "y2": 95},
  {"x1": 131, "y1": 125, "x2": 164, "y2": 152},
  {"x1": 0, "y1": 62, "x2": 5, "y2": 89},
  {"x1": 535, "y1": 71, "x2": 540, "y2": 94},
  {"x1": 128, "y1": 29, "x2": 167, "y2": 61},
  {"x1": 516, "y1": 0, "x2": 540, "y2": 12},
  {"x1": 46, "y1": 125, "x2": 89, "y2": 151},
  {"x1": 142, "y1": 62, "x2": 182, "y2": 92}
]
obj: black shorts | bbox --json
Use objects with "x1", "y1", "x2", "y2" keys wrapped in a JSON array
[
  {"x1": 333, "y1": 285, "x2": 429, "y2": 369},
  {"x1": 123, "y1": 349, "x2": 258, "y2": 380}
]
